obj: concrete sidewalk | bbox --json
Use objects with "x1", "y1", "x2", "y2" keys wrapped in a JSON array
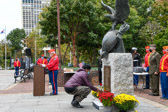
[
  {"x1": 0, "y1": 92, "x2": 168, "y2": 112},
  {"x1": 0, "y1": 70, "x2": 168, "y2": 112},
  {"x1": 0, "y1": 70, "x2": 15, "y2": 90}
]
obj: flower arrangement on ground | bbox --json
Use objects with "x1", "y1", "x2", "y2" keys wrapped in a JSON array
[
  {"x1": 91, "y1": 90, "x2": 99, "y2": 98},
  {"x1": 113, "y1": 93, "x2": 139, "y2": 112},
  {"x1": 98, "y1": 91, "x2": 114, "y2": 106}
]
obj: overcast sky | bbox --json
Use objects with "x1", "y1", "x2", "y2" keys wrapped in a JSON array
[{"x1": 0, "y1": 0, "x2": 22, "y2": 41}]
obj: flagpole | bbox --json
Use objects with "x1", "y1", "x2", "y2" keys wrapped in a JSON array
[{"x1": 5, "y1": 26, "x2": 7, "y2": 70}]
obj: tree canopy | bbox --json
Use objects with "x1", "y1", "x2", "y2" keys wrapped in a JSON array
[
  {"x1": 6, "y1": 28, "x2": 26, "y2": 53},
  {"x1": 39, "y1": 0, "x2": 168, "y2": 66}
]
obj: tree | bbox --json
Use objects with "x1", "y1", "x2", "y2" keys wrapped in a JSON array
[
  {"x1": 25, "y1": 29, "x2": 48, "y2": 63},
  {"x1": 39, "y1": 2, "x2": 58, "y2": 48},
  {"x1": 40, "y1": 0, "x2": 110, "y2": 67},
  {"x1": 150, "y1": 0, "x2": 168, "y2": 53},
  {"x1": 6, "y1": 28, "x2": 26, "y2": 57},
  {"x1": 39, "y1": 0, "x2": 160, "y2": 65},
  {"x1": 0, "y1": 40, "x2": 12, "y2": 68},
  {"x1": 138, "y1": 0, "x2": 168, "y2": 55},
  {"x1": 139, "y1": 21, "x2": 163, "y2": 44}
]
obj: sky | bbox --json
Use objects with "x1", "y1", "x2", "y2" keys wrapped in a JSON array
[{"x1": 0, "y1": 0, "x2": 22, "y2": 41}]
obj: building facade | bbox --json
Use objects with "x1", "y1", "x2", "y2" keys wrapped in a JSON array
[{"x1": 21, "y1": 0, "x2": 51, "y2": 36}]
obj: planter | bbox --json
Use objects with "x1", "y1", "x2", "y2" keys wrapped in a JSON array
[{"x1": 119, "y1": 109, "x2": 135, "y2": 112}]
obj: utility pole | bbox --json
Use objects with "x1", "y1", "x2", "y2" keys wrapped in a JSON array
[
  {"x1": 57, "y1": 0, "x2": 62, "y2": 69},
  {"x1": 34, "y1": 24, "x2": 37, "y2": 63}
]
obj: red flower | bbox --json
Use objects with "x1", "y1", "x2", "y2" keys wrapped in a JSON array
[{"x1": 98, "y1": 92, "x2": 114, "y2": 106}]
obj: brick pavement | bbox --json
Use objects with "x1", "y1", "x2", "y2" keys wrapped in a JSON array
[
  {"x1": 0, "y1": 70, "x2": 99, "y2": 94},
  {"x1": 134, "y1": 86, "x2": 168, "y2": 107},
  {"x1": 0, "y1": 75, "x2": 64, "y2": 94}
]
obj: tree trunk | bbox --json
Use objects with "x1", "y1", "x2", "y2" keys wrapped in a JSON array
[
  {"x1": 72, "y1": 33, "x2": 77, "y2": 67},
  {"x1": 57, "y1": 0, "x2": 62, "y2": 70},
  {"x1": 62, "y1": 43, "x2": 70, "y2": 65},
  {"x1": 76, "y1": 46, "x2": 79, "y2": 66}
]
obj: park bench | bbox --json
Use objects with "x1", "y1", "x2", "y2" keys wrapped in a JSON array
[{"x1": 14, "y1": 68, "x2": 33, "y2": 83}]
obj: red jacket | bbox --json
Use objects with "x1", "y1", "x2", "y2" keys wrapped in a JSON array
[
  {"x1": 144, "y1": 52, "x2": 151, "y2": 67},
  {"x1": 37, "y1": 58, "x2": 48, "y2": 65},
  {"x1": 159, "y1": 54, "x2": 168, "y2": 73},
  {"x1": 14, "y1": 61, "x2": 21, "y2": 67},
  {"x1": 47, "y1": 54, "x2": 59, "y2": 71}
]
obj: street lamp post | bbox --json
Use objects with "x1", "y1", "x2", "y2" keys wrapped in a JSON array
[
  {"x1": 5, "y1": 26, "x2": 7, "y2": 70},
  {"x1": 34, "y1": 24, "x2": 37, "y2": 63},
  {"x1": 35, "y1": 36, "x2": 36, "y2": 63}
]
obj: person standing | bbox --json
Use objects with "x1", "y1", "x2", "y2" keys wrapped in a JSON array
[
  {"x1": 37, "y1": 54, "x2": 48, "y2": 65},
  {"x1": 160, "y1": 46, "x2": 168, "y2": 99},
  {"x1": 14, "y1": 58, "x2": 21, "y2": 75},
  {"x1": 98, "y1": 57, "x2": 102, "y2": 86},
  {"x1": 132, "y1": 47, "x2": 141, "y2": 86},
  {"x1": 64, "y1": 64, "x2": 102, "y2": 108},
  {"x1": 148, "y1": 44, "x2": 161, "y2": 96},
  {"x1": 41, "y1": 49, "x2": 59, "y2": 95},
  {"x1": 144, "y1": 46, "x2": 151, "y2": 89}
]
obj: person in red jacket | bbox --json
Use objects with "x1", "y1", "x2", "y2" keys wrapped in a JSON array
[
  {"x1": 41, "y1": 49, "x2": 59, "y2": 95},
  {"x1": 144, "y1": 46, "x2": 151, "y2": 89},
  {"x1": 14, "y1": 58, "x2": 21, "y2": 75},
  {"x1": 160, "y1": 46, "x2": 168, "y2": 100},
  {"x1": 37, "y1": 54, "x2": 48, "y2": 65}
]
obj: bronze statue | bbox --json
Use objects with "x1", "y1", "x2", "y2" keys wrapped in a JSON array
[
  {"x1": 100, "y1": 0, "x2": 130, "y2": 58},
  {"x1": 101, "y1": 0, "x2": 130, "y2": 30}
]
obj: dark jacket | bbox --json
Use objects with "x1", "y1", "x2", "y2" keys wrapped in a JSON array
[
  {"x1": 149, "y1": 51, "x2": 161, "y2": 75},
  {"x1": 64, "y1": 68, "x2": 97, "y2": 91},
  {"x1": 132, "y1": 53, "x2": 141, "y2": 67}
]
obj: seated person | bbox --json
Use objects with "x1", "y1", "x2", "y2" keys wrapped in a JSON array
[{"x1": 64, "y1": 64, "x2": 102, "y2": 108}]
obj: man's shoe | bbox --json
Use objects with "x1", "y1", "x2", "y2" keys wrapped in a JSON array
[
  {"x1": 71, "y1": 100, "x2": 83, "y2": 108},
  {"x1": 160, "y1": 97, "x2": 168, "y2": 100},
  {"x1": 153, "y1": 93, "x2": 159, "y2": 96},
  {"x1": 50, "y1": 92, "x2": 57, "y2": 95},
  {"x1": 77, "y1": 102, "x2": 83, "y2": 108}
]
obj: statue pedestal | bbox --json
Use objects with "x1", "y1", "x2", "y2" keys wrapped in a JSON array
[{"x1": 102, "y1": 53, "x2": 134, "y2": 95}]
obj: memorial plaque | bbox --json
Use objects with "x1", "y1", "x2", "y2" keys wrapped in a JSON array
[
  {"x1": 104, "y1": 66, "x2": 111, "y2": 92},
  {"x1": 33, "y1": 66, "x2": 45, "y2": 96}
]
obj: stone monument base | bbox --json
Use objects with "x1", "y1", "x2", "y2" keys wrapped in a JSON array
[{"x1": 102, "y1": 53, "x2": 134, "y2": 95}]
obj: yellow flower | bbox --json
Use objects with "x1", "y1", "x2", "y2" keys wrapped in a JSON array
[{"x1": 114, "y1": 93, "x2": 139, "y2": 104}]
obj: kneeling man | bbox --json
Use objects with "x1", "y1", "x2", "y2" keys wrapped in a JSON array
[{"x1": 64, "y1": 64, "x2": 102, "y2": 108}]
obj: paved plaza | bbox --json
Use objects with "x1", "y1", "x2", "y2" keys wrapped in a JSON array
[{"x1": 0, "y1": 70, "x2": 168, "y2": 112}]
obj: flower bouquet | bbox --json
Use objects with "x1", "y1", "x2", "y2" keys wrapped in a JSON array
[
  {"x1": 98, "y1": 92, "x2": 114, "y2": 106},
  {"x1": 113, "y1": 94, "x2": 139, "y2": 112},
  {"x1": 91, "y1": 90, "x2": 99, "y2": 98}
]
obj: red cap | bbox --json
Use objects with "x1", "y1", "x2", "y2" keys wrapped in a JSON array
[
  {"x1": 145, "y1": 46, "x2": 150, "y2": 49},
  {"x1": 48, "y1": 49, "x2": 55, "y2": 53},
  {"x1": 163, "y1": 46, "x2": 168, "y2": 50},
  {"x1": 41, "y1": 54, "x2": 44, "y2": 57}
]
